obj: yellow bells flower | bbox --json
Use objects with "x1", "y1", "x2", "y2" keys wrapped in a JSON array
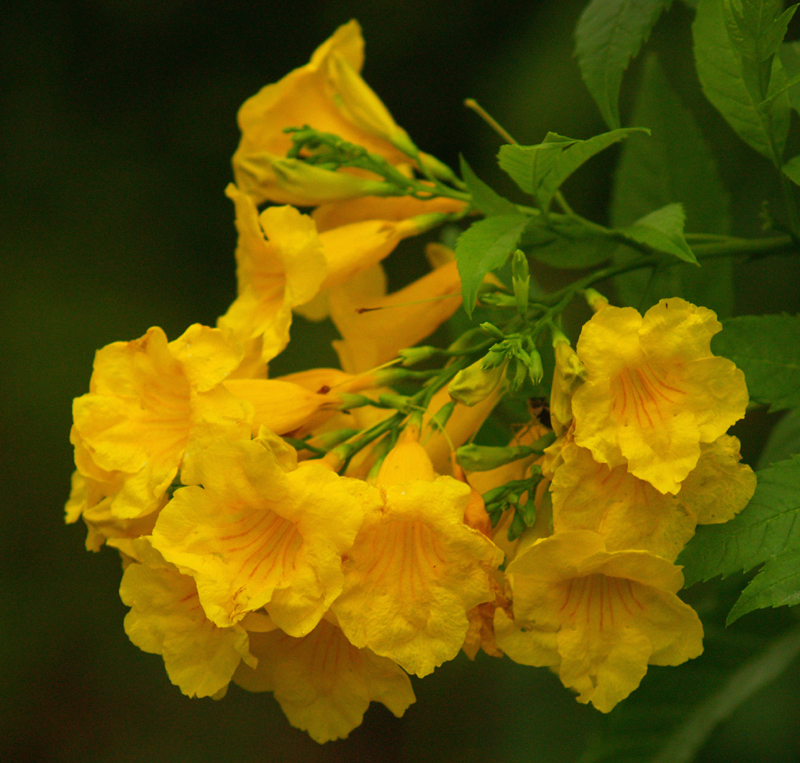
[
  {"x1": 330, "y1": 258, "x2": 464, "y2": 375},
  {"x1": 462, "y1": 579, "x2": 511, "y2": 660},
  {"x1": 120, "y1": 560, "x2": 256, "y2": 699},
  {"x1": 331, "y1": 428, "x2": 504, "y2": 677},
  {"x1": 71, "y1": 324, "x2": 252, "y2": 519},
  {"x1": 234, "y1": 618, "x2": 415, "y2": 743},
  {"x1": 550, "y1": 440, "x2": 696, "y2": 562},
  {"x1": 217, "y1": 185, "x2": 327, "y2": 364},
  {"x1": 151, "y1": 429, "x2": 381, "y2": 637},
  {"x1": 571, "y1": 298, "x2": 748, "y2": 494},
  {"x1": 232, "y1": 20, "x2": 412, "y2": 206},
  {"x1": 496, "y1": 530, "x2": 703, "y2": 713}
]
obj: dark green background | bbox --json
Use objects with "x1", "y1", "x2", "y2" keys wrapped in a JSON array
[{"x1": 3, "y1": 1, "x2": 799, "y2": 761}]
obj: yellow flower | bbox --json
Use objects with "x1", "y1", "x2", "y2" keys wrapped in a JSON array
[
  {"x1": 219, "y1": 184, "x2": 428, "y2": 358},
  {"x1": 234, "y1": 618, "x2": 415, "y2": 743},
  {"x1": 550, "y1": 435, "x2": 755, "y2": 560},
  {"x1": 151, "y1": 429, "x2": 381, "y2": 636},
  {"x1": 120, "y1": 559, "x2": 256, "y2": 699},
  {"x1": 71, "y1": 324, "x2": 252, "y2": 519},
  {"x1": 571, "y1": 298, "x2": 748, "y2": 494},
  {"x1": 232, "y1": 20, "x2": 413, "y2": 206},
  {"x1": 496, "y1": 530, "x2": 703, "y2": 712},
  {"x1": 217, "y1": 186, "x2": 327, "y2": 363},
  {"x1": 331, "y1": 428, "x2": 503, "y2": 676},
  {"x1": 330, "y1": 256, "x2": 464, "y2": 374}
]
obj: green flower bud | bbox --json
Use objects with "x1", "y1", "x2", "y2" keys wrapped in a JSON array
[{"x1": 448, "y1": 357, "x2": 507, "y2": 406}]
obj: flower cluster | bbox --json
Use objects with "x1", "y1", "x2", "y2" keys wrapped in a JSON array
[
  {"x1": 491, "y1": 299, "x2": 755, "y2": 712},
  {"x1": 66, "y1": 19, "x2": 757, "y2": 742}
]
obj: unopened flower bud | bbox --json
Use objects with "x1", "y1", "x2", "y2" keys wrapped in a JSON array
[
  {"x1": 271, "y1": 158, "x2": 393, "y2": 203},
  {"x1": 448, "y1": 357, "x2": 507, "y2": 406}
]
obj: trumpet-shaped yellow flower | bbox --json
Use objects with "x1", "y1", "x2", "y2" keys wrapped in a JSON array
[
  {"x1": 571, "y1": 298, "x2": 748, "y2": 494},
  {"x1": 120, "y1": 560, "x2": 256, "y2": 699},
  {"x1": 550, "y1": 440, "x2": 696, "y2": 561},
  {"x1": 234, "y1": 618, "x2": 415, "y2": 743},
  {"x1": 217, "y1": 186, "x2": 327, "y2": 363},
  {"x1": 151, "y1": 429, "x2": 381, "y2": 636},
  {"x1": 71, "y1": 324, "x2": 252, "y2": 519},
  {"x1": 220, "y1": 184, "x2": 428, "y2": 357},
  {"x1": 330, "y1": 258, "x2": 464, "y2": 374},
  {"x1": 496, "y1": 530, "x2": 703, "y2": 712},
  {"x1": 332, "y1": 430, "x2": 503, "y2": 676},
  {"x1": 233, "y1": 20, "x2": 412, "y2": 206},
  {"x1": 550, "y1": 435, "x2": 755, "y2": 560}
]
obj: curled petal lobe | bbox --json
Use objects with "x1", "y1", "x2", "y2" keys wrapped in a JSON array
[{"x1": 234, "y1": 619, "x2": 415, "y2": 743}]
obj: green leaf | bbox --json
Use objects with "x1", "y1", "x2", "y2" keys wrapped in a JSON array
[
  {"x1": 782, "y1": 153, "x2": 800, "y2": 184},
  {"x1": 521, "y1": 216, "x2": 616, "y2": 269},
  {"x1": 727, "y1": 547, "x2": 800, "y2": 623},
  {"x1": 498, "y1": 129, "x2": 646, "y2": 211},
  {"x1": 778, "y1": 41, "x2": 800, "y2": 114},
  {"x1": 574, "y1": 0, "x2": 673, "y2": 129},
  {"x1": 580, "y1": 619, "x2": 800, "y2": 763},
  {"x1": 711, "y1": 314, "x2": 800, "y2": 411},
  {"x1": 618, "y1": 203, "x2": 698, "y2": 263},
  {"x1": 679, "y1": 455, "x2": 800, "y2": 586},
  {"x1": 610, "y1": 53, "x2": 733, "y2": 315},
  {"x1": 455, "y1": 214, "x2": 530, "y2": 316},
  {"x1": 459, "y1": 155, "x2": 520, "y2": 216},
  {"x1": 758, "y1": 409, "x2": 800, "y2": 469},
  {"x1": 693, "y1": 0, "x2": 790, "y2": 166}
]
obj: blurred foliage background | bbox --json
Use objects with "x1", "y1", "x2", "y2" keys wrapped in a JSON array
[{"x1": 2, "y1": 1, "x2": 799, "y2": 761}]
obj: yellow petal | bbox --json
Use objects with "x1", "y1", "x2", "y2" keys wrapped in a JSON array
[
  {"x1": 503, "y1": 531, "x2": 703, "y2": 712},
  {"x1": 120, "y1": 562, "x2": 254, "y2": 699},
  {"x1": 151, "y1": 436, "x2": 380, "y2": 636},
  {"x1": 572, "y1": 299, "x2": 748, "y2": 494},
  {"x1": 550, "y1": 441, "x2": 696, "y2": 561},
  {"x1": 332, "y1": 478, "x2": 503, "y2": 676},
  {"x1": 331, "y1": 260, "x2": 463, "y2": 375},
  {"x1": 678, "y1": 435, "x2": 757, "y2": 524},
  {"x1": 234, "y1": 619, "x2": 415, "y2": 743}
]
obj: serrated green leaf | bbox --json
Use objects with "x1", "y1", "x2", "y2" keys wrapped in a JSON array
[
  {"x1": 455, "y1": 214, "x2": 530, "y2": 316},
  {"x1": 711, "y1": 314, "x2": 800, "y2": 411},
  {"x1": 618, "y1": 203, "x2": 698, "y2": 263},
  {"x1": 758, "y1": 409, "x2": 800, "y2": 469},
  {"x1": 693, "y1": 0, "x2": 790, "y2": 166},
  {"x1": 459, "y1": 155, "x2": 520, "y2": 216},
  {"x1": 610, "y1": 53, "x2": 733, "y2": 315},
  {"x1": 497, "y1": 141, "x2": 567, "y2": 196},
  {"x1": 727, "y1": 547, "x2": 800, "y2": 623},
  {"x1": 580, "y1": 616, "x2": 800, "y2": 763},
  {"x1": 498, "y1": 129, "x2": 646, "y2": 211},
  {"x1": 522, "y1": 216, "x2": 616, "y2": 269},
  {"x1": 574, "y1": 0, "x2": 673, "y2": 129},
  {"x1": 679, "y1": 455, "x2": 800, "y2": 586}
]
